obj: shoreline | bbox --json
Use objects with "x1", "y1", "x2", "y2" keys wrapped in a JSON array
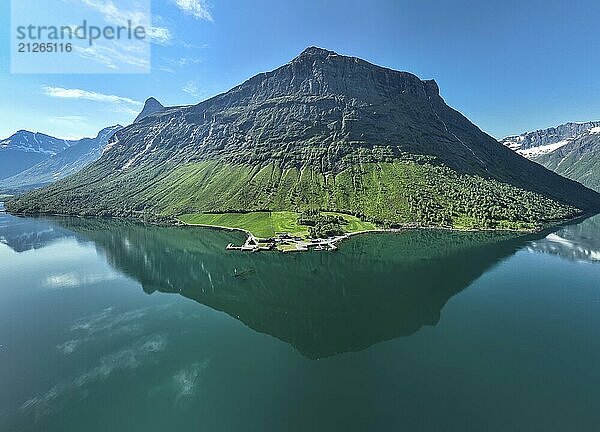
[
  {"x1": 177, "y1": 210, "x2": 600, "y2": 252},
  {"x1": 4, "y1": 208, "x2": 594, "y2": 253},
  {"x1": 178, "y1": 219, "x2": 565, "y2": 253},
  {"x1": 180, "y1": 222, "x2": 406, "y2": 252}
]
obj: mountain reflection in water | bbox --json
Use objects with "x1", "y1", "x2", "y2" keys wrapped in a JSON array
[
  {"x1": 527, "y1": 215, "x2": 600, "y2": 262},
  {"x1": 2, "y1": 213, "x2": 599, "y2": 358}
]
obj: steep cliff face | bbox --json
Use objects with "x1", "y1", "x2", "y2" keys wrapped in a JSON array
[
  {"x1": 7, "y1": 48, "x2": 600, "y2": 226},
  {"x1": 102, "y1": 47, "x2": 492, "y2": 174}
]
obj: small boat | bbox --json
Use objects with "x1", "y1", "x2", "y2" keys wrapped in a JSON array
[{"x1": 234, "y1": 268, "x2": 255, "y2": 278}]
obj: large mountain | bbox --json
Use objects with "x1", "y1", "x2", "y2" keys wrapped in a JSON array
[
  {"x1": 7, "y1": 48, "x2": 600, "y2": 228},
  {"x1": 502, "y1": 121, "x2": 600, "y2": 192},
  {"x1": 0, "y1": 125, "x2": 122, "y2": 194},
  {"x1": 0, "y1": 131, "x2": 72, "y2": 180}
]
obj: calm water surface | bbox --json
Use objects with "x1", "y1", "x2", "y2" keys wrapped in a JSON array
[{"x1": 1, "y1": 211, "x2": 600, "y2": 431}]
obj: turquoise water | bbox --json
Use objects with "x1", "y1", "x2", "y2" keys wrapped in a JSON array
[{"x1": 1, "y1": 213, "x2": 600, "y2": 431}]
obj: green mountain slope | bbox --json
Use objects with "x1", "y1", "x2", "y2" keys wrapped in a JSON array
[{"x1": 7, "y1": 47, "x2": 600, "y2": 228}]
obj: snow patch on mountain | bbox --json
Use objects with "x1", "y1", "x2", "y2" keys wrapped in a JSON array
[
  {"x1": 518, "y1": 140, "x2": 571, "y2": 157},
  {"x1": 0, "y1": 131, "x2": 71, "y2": 155},
  {"x1": 502, "y1": 121, "x2": 600, "y2": 159}
]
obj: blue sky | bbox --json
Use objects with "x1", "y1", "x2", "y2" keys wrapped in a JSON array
[{"x1": 1, "y1": 0, "x2": 599, "y2": 140}]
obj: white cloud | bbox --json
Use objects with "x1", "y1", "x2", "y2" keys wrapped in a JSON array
[
  {"x1": 158, "y1": 56, "x2": 202, "y2": 73},
  {"x1": 43, "y1": 271, "x2": 122, "y2": 289},
  {"x1": 21, "y1": 306, "x2": 177, "y2": 418},
  {"x1": 182, "y1": 41, "x2": 209, "y2": 50},
  {"x1": 147, "y1": 26, "x2": 172, "y2": 45},
  {"x1": 182, "y1": 81, "x2": 201, "y2": 97},
  {"x1": 177, "y1": 57, "x2": 202, "y2": 67},
  {"x1": 174, "y1": 0, "x2": 213, "y2": 21},
  {"x1": 22, "y1": 334, "x2": 168, "y2": 418},
  {"x1": 78, "y1": 0, "x2": 145, "y2": 24},
  {"x1": 43, "y1": 86, "x2": 143, "y2": 108},
  {"x1": 156, "y1": 65, "x2": 177, "y2": 74},
  {"x1": 173, "y1": 360, "x2": 210, "y2": 400},
  {"x1": 69, "y1": 1, "x2": 161, "y2": 71},
  {"x1": 77, "y1": 0, "x2": 172, "y2": 44},
  {"x1": 56, "y1": 339, "x2": 81, "y2": 355},
  {"x1": 74, "y1": 43, "x2": 150, "y2": 70},
  {"x1": 54, "y1": 115, "x2": 87, "y2": 122},
  {"x1": 69, "y1": 307, "x2": 148, "y2": 335}
]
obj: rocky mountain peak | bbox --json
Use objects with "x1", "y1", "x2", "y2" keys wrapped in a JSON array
[
  {"x1": 134, "y1": 98, "x2": 165, "y2": 123},
  {"x1": 296, "y1": 46, "x2": 339, "y2": 59},
  {"x1": 219, "y1": 46, "x2": 433, "y2": 109},
  {"x1": 0, "y1": 130, "x2": 70, "y2": 154}
]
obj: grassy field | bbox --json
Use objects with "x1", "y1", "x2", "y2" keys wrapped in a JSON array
[
  {"x1": 270, "y1": 211, "x2": 310, "y2": 237},
  {"x1": 178, "y1": 211, "x2": 311, "y2": 238},
  {"x1": 323, "y1": 212, "x2": 377, "y2": 232},
  {"x1": 179, "y1": 212, "x2": 275, "y2": 238},
  {"x1": 178, "y1": 211, "x2": 376, "y2": 238}
]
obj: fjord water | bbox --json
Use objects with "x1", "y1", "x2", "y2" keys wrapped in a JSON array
[{"x1": 1, "y1": 213, "x2": 600, "y2": 431}]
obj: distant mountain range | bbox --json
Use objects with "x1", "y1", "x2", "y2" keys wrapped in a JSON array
[
  {"x1": 501, "y1": 121, "x2": 600, "y2": 192},
  {"x1": 0, "y1": 126, "x2": 123, "y2": 193},
  {"x1": 0, "y1": 131, "x2": 71, "y2": 180},
  {"x1": 6, "y1": 48, "x2": 600, "y2": 228},
  {"x1": 0, "y1": 98, "x2": 165, "y2": 194}
]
